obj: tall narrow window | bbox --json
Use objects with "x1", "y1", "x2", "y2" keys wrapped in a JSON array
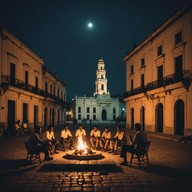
[
  {"x1": 141, "y1": 74, "x2": 145, "y2": 87},
  {"x1": 25, "y1": 71, "x2": 28, "y2": 89},
  {"x1": 130, "y1": 65, "x2": 134, "y2": 74},
  {"x1": 141, "y1": 58, "x2": 145, "y2": 67},
  {"x1": 101, "y1": 84, "x2": 104, "y2": 90},
  {"x1": 157, "y1": 65, "x2": 163, "y2": 86},
  {"x1": 10, "y1": 63, "x2": 16, "y2": 85},
  {"x1": 175, "y1": 55, "x2": 183, "y2": 81},
  {"x1": 87, "y1": 107, "x2": 90, "y2": 113},
  {"x1": 93, "y1": 107, "x2": 96, "y2": 113},
  {"x1": 157, "y1": 45, "x2": 162, "y2": 56},
  {"x1": 131, "y1": 79, "x2": 134, "y2": 91},
  {"x1": 45, "y1": 82, "x2": 48, "y2": 94},
  {"x1": 175, "y1": 31, "x2": 182, "y2": 45},
  {"x1": 113, "y1": 108, "x2": 116, "y2": 114},
  {"x1": 78, "y1": 107, "x2": 81, "y2": 113},
  {"x1": 35, "y1": 77, "x2": 38, "y2": 89}
]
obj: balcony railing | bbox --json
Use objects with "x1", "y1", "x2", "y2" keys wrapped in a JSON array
[
  {"x1": 124, "y1": 70, "x2": 192, "y2": 98},
  {"x1": 1, "y1": 75, "x2": 67, "y2": 106}
]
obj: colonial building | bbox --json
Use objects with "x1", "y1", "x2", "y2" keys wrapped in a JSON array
[
  {"x1": 0, "y1": 28, "x2": 67, "y2": 135},
  {"x1": 72, "y1": 58, "x2": 125, "y2": 122},
  {"x1": 124, "y1": 2, "x2": 192, "y2": 136},
  {"x1": 42, "y1": 66, "x2": 67, "y2": 127}
]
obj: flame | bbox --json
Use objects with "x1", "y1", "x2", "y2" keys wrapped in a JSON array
[{"x1": 77, "y1": 138, "x2": 87, "y2": 154}]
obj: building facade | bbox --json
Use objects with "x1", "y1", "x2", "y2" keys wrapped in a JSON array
[
  {"x1": 72, "y1": 58, "x2": 125, "y2": 123},
  {"x1": 0, "y1": 28, "x2": 67, "y2": 135},
  {"x1": 124, "y1": 2, "x2": 192, "y2": 136}
]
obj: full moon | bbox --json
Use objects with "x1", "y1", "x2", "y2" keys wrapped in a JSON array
[{"x1": 88, "y1": 22, "x2": 93, "y2": 28}]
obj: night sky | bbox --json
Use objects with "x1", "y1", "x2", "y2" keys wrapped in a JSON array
[{"x1": 0, "y1": 0, "x2": 185, "y2": 101}]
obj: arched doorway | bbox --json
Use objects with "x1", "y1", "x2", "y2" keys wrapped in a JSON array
[
  {"x1": 174, "y1": 99, "x2": 184, "y2": 135},
  {"x1": 140, "y1": 106, "x2": 145, "y2": 131},
  {"x1": 130, "y1": 108, "x2": 134, "y2": 129},
  {"x1": 102, "y1": 109, "x2": 107, "y2": 120},
  {"x1": 155, "y1": 103, "x2": 163, "y2": 132}
]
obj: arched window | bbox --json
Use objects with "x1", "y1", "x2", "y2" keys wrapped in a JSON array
[
  {"x1": 101, "y1": 84, "x2": 104, "y2": 90},
  {"x1": 101, "y1": 75, "x2": 103, "y2": 79}
]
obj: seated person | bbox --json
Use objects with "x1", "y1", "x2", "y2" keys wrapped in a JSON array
[
  {"x1": 100, "y1": 127, "x2": 111, "y2": 151},
  {"x1": 110, "y1": 126, "x2": 124, "y2": 154},
  {"x1": 22, "y1": 120, "x2": 31, "y2": 135},
  {"x1": 75, "y1": 124, "x2": 87, "y2": 142},
  {"x1": 27, "y1": 126, "x2": 53, "y2": 161},
  {"x1": 42, "y1": 125, "x2": 59, "y2": 154},
  {"x1": 15, "y1": 120, "x2": 22, "y2": 136},
  {"x1": 90, "y1": 126, "x2": 101, "y2": 150},
  {"x1": 60, "y1": 124, "x2": 73, "y2": 151},
  {"x1": 120, "y1": 123, "x2": 148, "y2": 165}
]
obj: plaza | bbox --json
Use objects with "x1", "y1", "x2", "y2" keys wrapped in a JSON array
[{"x1": 0, "y1": 123, "x2": 192, "y2": 192}]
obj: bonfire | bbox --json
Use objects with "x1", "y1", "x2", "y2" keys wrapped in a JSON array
[{"x1": 73, "y1": 138, "x2": 95, "y2": 156}]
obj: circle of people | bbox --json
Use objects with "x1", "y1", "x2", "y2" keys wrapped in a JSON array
[{"x1": 27, "y1": 123, "x2": 148, "y2": 162}]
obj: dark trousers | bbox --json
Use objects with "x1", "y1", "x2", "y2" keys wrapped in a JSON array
[
  {"x1": 60, "y1": 137, "x2": 73, "y2": 149},
  {"x1": 45, "y1": 139, "x2": 59, "y2": 152},
  {"x1": 120, "y1": 144, "x2": 135, "y2": 162}
]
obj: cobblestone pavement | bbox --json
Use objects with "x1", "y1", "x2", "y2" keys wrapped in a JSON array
[{"x1": 0, "y1": 123, "x2": 192, "y2": 192}]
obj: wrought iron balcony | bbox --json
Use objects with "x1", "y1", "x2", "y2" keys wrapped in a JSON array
[
  {"x1": 1, "y1": 75, "x2": 45, "y2": 96},
  {"x1": 124, "y1": 70, "x2": 192, "y2": 98},
  {"x1": 44, "y1": 92, "x2": 67, "y2": 106},
  {"x1": 1, "y1": 75, "x2": 67, "y2": 106}
]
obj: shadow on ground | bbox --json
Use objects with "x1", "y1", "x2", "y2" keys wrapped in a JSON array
[
  {"x1": 136, "y1": 163, "x2": 192, "y2": 179},
  {"x1": 0, "y1": 159, "x2": 40, "y2": 177},
  {"x1": 38, "y1": 163, "x2": 123, "y2": 173}
]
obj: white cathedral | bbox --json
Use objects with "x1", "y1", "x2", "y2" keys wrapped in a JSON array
[{"x1": 71, "y1": 58, "x2": 125, "y2": 122}]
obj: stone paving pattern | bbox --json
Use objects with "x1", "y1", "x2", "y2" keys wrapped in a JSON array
[{"x1": 0, "y1": 123, "x2": 192, "y2": 192}]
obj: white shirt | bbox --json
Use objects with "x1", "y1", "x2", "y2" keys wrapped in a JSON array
[
  {"x1": 42, "y1": 130, "x2": 55, "y2": 141},
  {"x1": 101, "y1": 131, "x2": 111, "y2": 139},
  {"x1": 114, "y1": 131, "x2": 124, "y2": 140},
  {"x1": 75, "y1": 129, "x2": 86, "y2": 138},
  {"x1": 61, "y1": 129, "x2": 72, "y2": 139},
  {"x1": 90, "y1": 130, "x2": 101, "y2": 138}
]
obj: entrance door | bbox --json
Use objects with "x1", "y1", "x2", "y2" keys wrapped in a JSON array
[
  {"x1": 102, "y1": 109, "x2": 107, "y2": 121},
  {"x1": 23, "y1": 103, "x2": 28, "y2": 122},
  {"x1": 8, "y1": 100, "x2": 15, "y2": 134},
  {"x1": 156, "y1": 103, "x2": 163, "y2": 132},
  {"x1": 174, "y1": 99, "x2": 184, "y2": 135},
  {"x1": 34, "y1": 105, "x2": 38, "y2": 128},
  {"x1": 140, "y1": 106, "x2": 145, "y2": 131}
]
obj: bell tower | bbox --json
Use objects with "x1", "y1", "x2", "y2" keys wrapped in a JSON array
[{"x1": 94, "y1": 58, "x2": 109, "y2": 96}]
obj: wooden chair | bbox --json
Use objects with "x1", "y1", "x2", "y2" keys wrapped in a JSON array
[
  {"x1": 130, "y1": 141, "x2": 150, "y2": 166},
  {"x1": 24, "y1": 141, "x2": 41, "y2": 164}
]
